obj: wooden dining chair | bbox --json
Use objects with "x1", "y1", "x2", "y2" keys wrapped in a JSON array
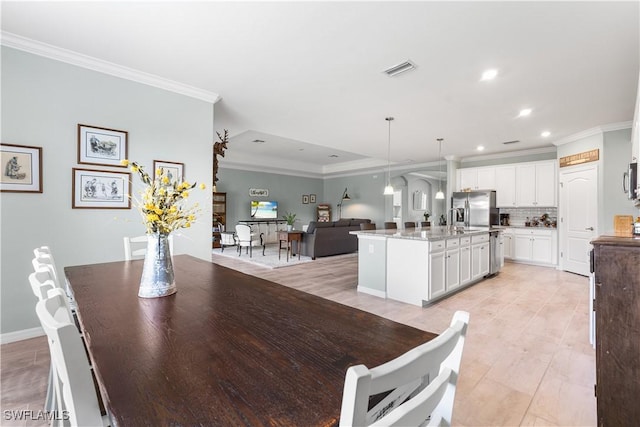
[
  {"x1": 124, "y1": 235, "x2": 174, "y2": 260},
  {"x1": 339, "y1": 311, "x2": 469, "y2": 427},
  {"x1": 420, "y1": 221, "x2": 431, "y2": 228},
  {"x1": 36, "y1": 293, "x2": 109, "y2": 427},
  {"x1": 404, "y1": 221, "x2": 416, "y2": 229},
  {"x1": 383, "y1": 222, "x2": 398, "y2": 230},
  {"x1": 360, "y1": 223, "x2": 376, "y2": 230}
]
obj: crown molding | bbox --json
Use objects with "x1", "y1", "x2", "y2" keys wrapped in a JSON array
[
  {"x1": 1, "y1": 31, "x2": 221, "y2": 104},
  {"x1": 553, "y1": 121, "x2": 632, "y2": 146},
  {"x1": 459, "y1": 146, "x2": 557, "y2": 163}
]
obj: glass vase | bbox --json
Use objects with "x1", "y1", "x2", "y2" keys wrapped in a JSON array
[{"x1": 138, "y1": 233, "x2": 176, "y2": 298}]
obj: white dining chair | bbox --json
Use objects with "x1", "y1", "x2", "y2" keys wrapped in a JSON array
[
  {"x1": 339, "y1": 311, "x2": 469, "y2": 427},
  {"x1": 33, "y1": 246, "x2": 77, "y2": 311},
  {"x1": 36, "y1": 292, "x2": 109, "y2": 427},
  {"x1": 123, "y1": 235, "x2": 174, "y2": 260},
  {"x1": 235, "y1": 224, "x2": 265, "y2": 257}
]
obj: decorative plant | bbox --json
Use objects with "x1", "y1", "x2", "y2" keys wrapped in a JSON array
[
  {"x1": 282, "y1": 211, "x2": 297, "y2": 226},
  {"x1": 423, "y1": 211, "x2": 431, "y2": 221},
  {"x1": 122, "y1": 159, "x2": 205, "y2": 234}
]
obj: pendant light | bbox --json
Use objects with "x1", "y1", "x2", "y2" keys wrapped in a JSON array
[
  {"x1": 383, "y1": 117, "x2": 394, "y2": 195},
  {"x1": 435, "y1": 138, "x2": 445, "y2": 199}
]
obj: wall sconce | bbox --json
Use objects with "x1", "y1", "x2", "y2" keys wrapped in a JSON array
[{"x1": 337, "y1": 188, "x2": 351, "y2": 219}]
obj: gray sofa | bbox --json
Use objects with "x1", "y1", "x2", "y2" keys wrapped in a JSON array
[{"x1": 300, "y1": 218, "x2": 371, "y2": 259}]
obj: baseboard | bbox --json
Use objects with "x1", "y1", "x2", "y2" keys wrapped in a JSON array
[
  {"x1": 357, "y1": 286, "x2": 386, "y2": 299},
  {"x1": 0, "y1": 326, "x2": 44, "y2": 345}
]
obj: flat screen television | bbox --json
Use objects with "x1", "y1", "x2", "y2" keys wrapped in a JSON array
[{"x1": 251, "y1": 200, "x2": 278, "y2": 219}]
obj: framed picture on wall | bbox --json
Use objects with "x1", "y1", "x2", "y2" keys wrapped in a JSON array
[
  {"x1": 72, "y1": 168, "x2": 131, "y2": 209},
  {"x1": 153, "y1": 160, "x2": 184, "y2": 182},
  {"x1": 77, "y1": 124, "x2": 128, "y2": 167},
  {"x1": 302, "y1": 195, "x2": 309, "y2": 204},
  {"x1": 0, "y1": 143, "x2": 43, "y2": 193},
  {"x1": 309, "y1": 194, "x2": 316, "y2": 203}
]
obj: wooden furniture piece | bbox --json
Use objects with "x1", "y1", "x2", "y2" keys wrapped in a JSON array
[
  {"x1": 340, "y1": 311, "x2": 469, "y2": 426},
  {"x1": 212, "y1": 192, "x2": 226, "y2": 248},
  {"x1": 404, "y1": 221, "x2": 416, "y2": 229},
  {"x1": 65, "y1": 255, "x2": 436, "y2": 426},
  {"x1": 317, "y1": 204, "x2": 331, "y2": 222},
  {"x1": 278, "y1": 230, "x2": 303, "y2": 261},
  {"x1": 360, "y1": 223, "x2": 376, "y2": 230},
  {"x1": 592, "y1": 235, "x2": 640, "y2": 426},
  {"x1": 384, "y1": 222, "x2": 398, "y2": 230}
]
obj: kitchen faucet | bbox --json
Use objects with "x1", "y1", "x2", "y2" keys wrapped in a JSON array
[{"x1": 447, "y1": 208, "x2": 462, "y2": 232}]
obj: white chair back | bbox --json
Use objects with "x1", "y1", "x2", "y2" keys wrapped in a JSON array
[
  {"x1": 28, "y1": 266, "x2": 56, "y2": 301},
  {"x1": 36, "y1": 293, "x2": 104, "y2": 427},
  {"x1": 124, "y1": 235, "x2": 173, "y2": 260},
  {"x1": 235, "y1": 225, "x2": 254, "y2": 245},
  {"x1": 339, "y1": 311, "x2": 469, "y2": 427}
]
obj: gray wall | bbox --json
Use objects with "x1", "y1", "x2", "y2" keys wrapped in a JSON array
[
  {"x1": 1, "y1": 47, "x2": 213, "y2": 336},
  {"x1": 556, "y1": 129, "x2": 638, "y2": 232},
  {"x1": 217, "y1": 167, "x2": 323, "y2": 228},
  {"x1": 602, "y1": 128, "x2": 637, "y2": 228},
  {"x1": 324, "y1": 173, "x2": 388, "y2": 226}
]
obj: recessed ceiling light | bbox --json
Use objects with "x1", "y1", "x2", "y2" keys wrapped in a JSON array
[
  {"x1": 481, "y1": 69, "x2": 498, "y2": 81},
  {"x1": 518, "y1": 108, "x2": 532, "y2": 117},
  {"x1": 541, "y1": 131, "x2": 551, "y2": 138},
  {"x1": 477, "y1": 145, "x2": 485, "y2": 151}
]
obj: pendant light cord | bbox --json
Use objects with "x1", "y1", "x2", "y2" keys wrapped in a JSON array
[
  {"x1": 386, "y1": 117, "x2": 394, "y2": 186},
  {"x1": 437, "y1": 138, "x2": 443, "y2": 193}
]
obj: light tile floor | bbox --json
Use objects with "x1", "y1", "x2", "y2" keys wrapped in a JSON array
[{"x1": 1, "y1": 256, "x2": 596, "y2": 426}]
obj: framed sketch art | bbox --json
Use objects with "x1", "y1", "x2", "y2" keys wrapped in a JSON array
[
  {"x1": 78, "y1": 124, "x2": 128, "y2": 167},
  {"x1": 153, "y1": 160, "x2": 184, "y2": 182},
  {"x1": 72, "y1": 168, "x2": 131, "y2": 209},
  {"x1": 0, "y1": 143, "x2": 43, "y2": 193}
]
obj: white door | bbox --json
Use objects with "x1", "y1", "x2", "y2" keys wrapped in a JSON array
[
  {"x1": 560, "y1": 164, "x2": 598, "y2": 276},
  {"x1": 516, "y1": 164, "x2": 537, "y2": 206},
  {"x1": 429, "y1": 250, "x2": 446, "y2": 300},
  {"x1": 459, "y1": 245, "x2": 471, "y2": 285},
  {"x1": 446, "y1": 248, "x2": 460, "y2": 291},
  {"x1": 535, "y1": 161, "x2": 557, "y2": 207}
]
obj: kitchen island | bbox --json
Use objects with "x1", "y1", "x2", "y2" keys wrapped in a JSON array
[{"x1": 351, "y1": 227, "x2": 503, "y2": 306}]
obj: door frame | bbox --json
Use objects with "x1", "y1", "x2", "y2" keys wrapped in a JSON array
[{"x1": 558, "y1": 163, "x2": 598, "y2": 273}]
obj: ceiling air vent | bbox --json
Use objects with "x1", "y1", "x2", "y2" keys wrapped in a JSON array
[
  {"x1": 383, "y1": 60, "x2": 416, "y2": 77},
  {"x1": 502, "y1": 140, "x2": 520, "y2": 145}
]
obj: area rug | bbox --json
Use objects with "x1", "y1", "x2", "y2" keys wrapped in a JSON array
[{"x1": 212, "y1": 244, "x2": 314, "y2": 269}]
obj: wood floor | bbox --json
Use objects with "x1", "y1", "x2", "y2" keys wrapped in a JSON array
[{"x1": 1, "y1": 254, "x2": 595, "y2": 426}]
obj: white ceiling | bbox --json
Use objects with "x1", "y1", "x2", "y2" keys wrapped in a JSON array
[{"x1": 2, "y1": 1, "x2": 639, "y2": 176}]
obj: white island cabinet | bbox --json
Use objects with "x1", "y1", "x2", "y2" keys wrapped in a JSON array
[{"x1": 354, "y1": 228, "x2": 495, "y2": 307}]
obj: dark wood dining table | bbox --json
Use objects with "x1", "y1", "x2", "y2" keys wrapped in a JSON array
[{"x1": 65, "y1": 255, "x2": 436, "y2": 426}]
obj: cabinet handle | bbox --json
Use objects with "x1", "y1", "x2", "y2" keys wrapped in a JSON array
[{"x1": 585, "y1": 227, "x2": 594, "y2": 231}]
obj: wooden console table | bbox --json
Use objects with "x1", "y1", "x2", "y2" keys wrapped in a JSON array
[{"x1": 278, "y1": 230, "x2": 303, "y2": 261}]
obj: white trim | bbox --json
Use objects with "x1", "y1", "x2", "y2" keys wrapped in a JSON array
[
  {"x1": 553, "y1": 122, "x2": 632, "y2": 146},
  {"x1": 357, "y1": 286, "x2": 386, "y2": 299},
  {"x1": 0, "y1": 326, "x2": 44, "y2": 344},
  {"x1": 459, "y1": 146, "x2": 557, "y2": 163},
  {"x1": 1, "y1": 31, "x2": 221, "y2": 104}
]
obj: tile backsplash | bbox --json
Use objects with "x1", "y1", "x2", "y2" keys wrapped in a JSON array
[{"x1": 499, "y1": 207, "x2": 558, "y2": 226}]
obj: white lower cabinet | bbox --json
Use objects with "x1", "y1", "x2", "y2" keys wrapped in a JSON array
[
  {"x1": 429, "y1": 249, "x2": 446, "y2": 300},
  {"x1": 513, "y1": 228, "x2": 557, "y2": 266},
  {"x1": 503, "y1": 229, "x2": 514, "y2": 259},
  {"x1": 471, "y1": 234, "x2": 490, "y2": 281},
  {"x1": 445, "y1": 241, "x2": 461, "y2": 292}
]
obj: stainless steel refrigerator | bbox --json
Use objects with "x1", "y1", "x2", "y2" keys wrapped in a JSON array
[{"x1": 451, "y1": 190, "x2": 499, "y2": 227}]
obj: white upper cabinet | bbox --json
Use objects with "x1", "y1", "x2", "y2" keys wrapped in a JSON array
[
  {"x1": 516, "y1": 161, "x2": 557, "y2": 207},
  {"x1": 494, "y1": 166, "x2": 516, "y2": 207},
  {"x1": 458, "y1": 160, "x2": 556, "y2": 207},
  {"x1": 458, "y1": 167, "x2": 495, "y2": 191}
]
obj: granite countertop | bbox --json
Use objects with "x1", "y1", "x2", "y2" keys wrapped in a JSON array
[
  {"x1": 350, "y1": 226, "x2": 495, "y2": 241},
  {"x1": 493, "y1": 225, "x2": 558, "y2": 230}
]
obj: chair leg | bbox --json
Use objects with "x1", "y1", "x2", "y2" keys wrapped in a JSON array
[{"x1": 44, "y1": 361, "x2": 56, "y2": 412}]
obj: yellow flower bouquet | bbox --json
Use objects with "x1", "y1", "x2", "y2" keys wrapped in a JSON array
[{"x1": 122, "y1": 159, "x2": 205, "y2": 235}]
